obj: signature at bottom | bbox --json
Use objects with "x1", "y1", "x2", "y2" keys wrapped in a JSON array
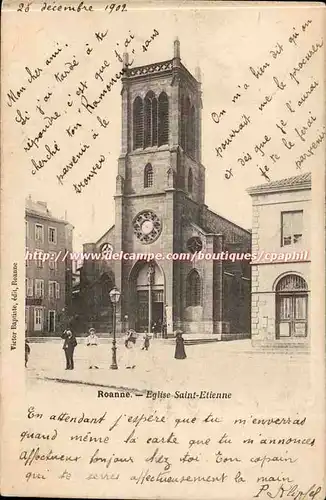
[{"x1": 254, "y1": 483, "x2": 322, "y2": 500}]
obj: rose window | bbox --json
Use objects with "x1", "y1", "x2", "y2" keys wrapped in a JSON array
[{"x1": 133, "y1": 210, "x2": 162, "y2": 244}]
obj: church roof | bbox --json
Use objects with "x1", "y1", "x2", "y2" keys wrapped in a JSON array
[
  {"x1": 247, "y1": 172, "x2": 311, "y2": 195},
  {"x1": 194, "y1": 208, "x2": 251, "y2": 244},
  {"x1": 205, "y1": 208, "x2": 251, "y2": 236}
]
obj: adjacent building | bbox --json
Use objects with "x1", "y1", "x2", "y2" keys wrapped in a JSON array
[
  {"x1": 25, "y1": 197, "x2": 73, "y2": 336},
  {"x1": 247, "y1": 172, "x2": 311, "y2": 348},
  {"x1": 79, "y1": 39, "x2": 251, "y2": 338}
]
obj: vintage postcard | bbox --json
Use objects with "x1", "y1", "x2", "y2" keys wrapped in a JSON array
[{"x1": 0, "y1": 1, "x2": 325, "y2": 498}]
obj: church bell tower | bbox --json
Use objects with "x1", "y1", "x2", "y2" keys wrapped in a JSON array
[{"x1": 113, "y1": 38, "x2": 205, "y2": 333}]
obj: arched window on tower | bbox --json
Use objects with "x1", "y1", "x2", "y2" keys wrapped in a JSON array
[
  {"x1": 144, "y1": 91, "x2": 158, "y2": 148},
  {"x1": 188, "y1": 168, "x2": 193, "y2": 194},
  {"x1": 133, "y1": 97, "x2": 144, "y2": 149},
  {"x1": 186, "y1": 270, "x2": 201, "y2": 306},
  {"x1": 144, "y1": 163, "x2": 154, "y2": 188},
  {"x1": 158, "y1": 92, "x2": 169, "y2": 146}
]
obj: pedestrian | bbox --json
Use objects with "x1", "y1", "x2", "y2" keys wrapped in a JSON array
[
  {"x1": 125, "y1": 329, "x2": 137, "y2": 369},
  {"x1": 86, "y1": 327, "x2": 99, "y2": 369},
  {"x1": 174, "y1": 330, "x2": 186, "y2": 360},
  {"x1": 141, "y1": 333, "x2": 151, "y2": 351},
  {"x1": 157, "y1": 318, "x2": 162, "y2": 338},
  {"x1": 61, "y1": 329, "x2": 77, "y2": 370},
  {"x1": 25, "y1": 339, "x2": 30, "y2": 367},
  {"x1": 162, "y1": 319, "x2": 167, "y2": 339}
]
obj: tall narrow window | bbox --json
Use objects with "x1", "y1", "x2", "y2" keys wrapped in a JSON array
[
  {"x1": 26, "y1": 278, "x2": 33, "y2": 297},
  {"x1": 144, "y1": 163, "x2": 154, "y2": 188},
  {"x1": 188, "y1": 168, "x2": 193, "y2": 194},
  {"x1": 188, "y1": 105, "x2": 196, "y2": 156},
  {"x1": 36, "y1": 249, "x2": 43, "y2": 268},
  {"x1": 133, "y1": 97, "x2": 144, "y2": 149},
  {"x1": 144, "y1": 91, "x2": 158, "y2": 147},
  {"x1": 184, "y1": 97, "x2": 191, "y2": 152},
  {"x1": 186, "y1": 270, "x2": 201, "y2": 306},
  {"x1": 281, "y1": 211, "x2": 303, "y2": 246},
  {"x1": 158, "y1": 92, "x2": 169, "y2": 146},
  {"x1": 49, "y1": 281, "x2": 56, "y2": 299},
  {"x1": 48, "y1": 227, "x2": 57, "y2": 244},
  {"x1": 181, "y1": 96, "x2": 196, "y2": 156},
  {"x1": 181, "y1": 97, "x2": 186, "y2": 150},
  {"x1": 35, "y1": 224, "x2": 44, "y2": 243},
  {"x1": 35, "y1": 279, "x2": 44, "y2": 298}
]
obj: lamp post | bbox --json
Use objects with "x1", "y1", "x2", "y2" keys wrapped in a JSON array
[
  {"x1": 109, "y1": 286, "x2": 121, "y2": 370},
  {"x1": 147, "y1": 264, "x2": 155, "y2": 337}
]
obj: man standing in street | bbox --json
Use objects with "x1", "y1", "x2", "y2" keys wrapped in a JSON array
[{"x1": 61, "y1": 330, "x2": 77, "y2": 370}]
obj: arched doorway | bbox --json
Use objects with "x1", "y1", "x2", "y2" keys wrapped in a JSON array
[
  {"x1": 275, "y1": 274, "x2": 308, "y2": 339},
  {"x1": 130, "y1": 261, "x2": 165, "y2": 333}
]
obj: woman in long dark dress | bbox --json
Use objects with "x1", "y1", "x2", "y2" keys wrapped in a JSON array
[{"x1": 174, "y1": 330, "x2": 186, "y2": 359}]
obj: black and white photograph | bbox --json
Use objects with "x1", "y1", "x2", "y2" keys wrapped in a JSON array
[{"x1": 1, "y1": 1, "x2": 325, "y2": 498}]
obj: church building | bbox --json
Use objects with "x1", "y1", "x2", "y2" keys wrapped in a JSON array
[{"x1": 79, "y1": 39, "x2": 251, "y2": 338}]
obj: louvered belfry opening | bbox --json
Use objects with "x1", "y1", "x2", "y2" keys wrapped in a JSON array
[{"x1": 133, "y1": 92, "x2": 169, "y2": 150}]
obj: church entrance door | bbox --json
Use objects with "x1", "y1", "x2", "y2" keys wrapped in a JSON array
[
  {"x1": 136, "y1": 289, "x2": 164, "y2": 333},
  {"x1": 132, "y1": 262, "x2": 165, "y2": 334}
]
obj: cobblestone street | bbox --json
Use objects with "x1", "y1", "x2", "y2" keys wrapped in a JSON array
[{"x1": 26, "y1": 339, "x2": 311, "y2": 409}]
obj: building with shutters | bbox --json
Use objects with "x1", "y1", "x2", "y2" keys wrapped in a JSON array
[
  {"x1": 25, "y1": 197, "x2": 73, "y2": 336},
  {"x1": 79, "y1": 39, "x2": 251, "y2": 338},
  {"x1": 247, "y1": 172, "x2": 311, "y2": 348}
]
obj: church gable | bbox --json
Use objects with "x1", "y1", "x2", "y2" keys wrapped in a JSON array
[{"x1": 95, "y1": 225, "x2": 115, "y2": 252}]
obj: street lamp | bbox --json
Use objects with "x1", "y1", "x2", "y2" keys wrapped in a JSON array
[{"x1": 109, "y1": 286, "x2": 121, "y2": 370}]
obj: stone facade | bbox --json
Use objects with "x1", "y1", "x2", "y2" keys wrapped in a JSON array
[
  {"x1": 25, "y1": 197, "x2": 73, "y2": 336},
  {"x1": 247, "y1": 172, "x2": 311, "y2": 348},
  {"x1": 79, "y1": 40, "x2": 251, "y2": 338}
]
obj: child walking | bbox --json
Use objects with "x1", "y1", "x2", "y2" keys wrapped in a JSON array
[
  {"x1": 141, "y1": 333, "x2": 151, "y2": 351},
  {"x1": 86, "y1": 328, "x2": 99, "y2": 369}
]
